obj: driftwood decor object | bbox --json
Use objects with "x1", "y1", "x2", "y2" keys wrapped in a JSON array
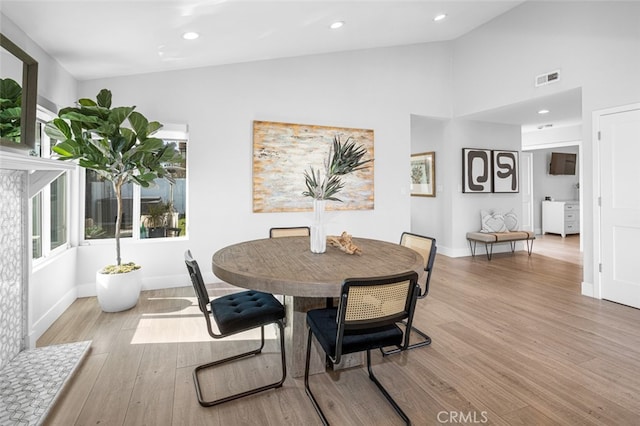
[
  {"x1": 327, "y1": 232, "x2": 362, "y2": 255},
  {"x1": 252, "y1": 120, "x2": 374, "y2": 213}
]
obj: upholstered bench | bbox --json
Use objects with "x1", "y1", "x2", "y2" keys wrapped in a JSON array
[{"x1": 466, "y1": 231, "x2": 535, "y2": 260}]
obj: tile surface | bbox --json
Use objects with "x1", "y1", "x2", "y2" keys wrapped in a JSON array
[{"x1": 0, "y1": 341, "x2": 91, "y2": 426}]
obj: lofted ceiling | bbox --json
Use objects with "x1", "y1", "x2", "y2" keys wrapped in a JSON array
[
  {"x1": 1, "y1": 0, "x2": 525, "y2": 81},
  {"x1": 1, "y1": 0, "x2": 582, "y2": 130}
]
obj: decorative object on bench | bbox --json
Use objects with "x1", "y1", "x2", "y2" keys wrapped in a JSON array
[
  {"x1": 467, "y1": 209, "x2": 534, "y2": 260},
  {"x1": 327, "y1": 231, "x2": 362, "y2": 255}
]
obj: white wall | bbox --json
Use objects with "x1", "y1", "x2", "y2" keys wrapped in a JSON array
[
  {"x1": 446, "y1": 119, "x2": 523, "y2": 256},
  {"x1": 523, "y1": 124, "x2": 581, "y2": 149},
  {"x1": 76, "y1": 42, "x2": 454, "y2": 290},
  {"x1": 1, "y1": 14, "x2": 77, "y2": 109},
  {"x1": 452, "y1": 1, "x2": 640, "y2": 289},
  {"x1": 2, "y1": 13, "x2": 80, "y2": 345},
  {"x1": 410, "y1": 115, "x2": 446, "y2": 244}
]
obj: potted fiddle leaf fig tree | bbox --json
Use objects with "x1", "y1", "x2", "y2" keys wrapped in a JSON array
[{"x1": 45, "y1": 89, "x2": 182, "y2": 312}]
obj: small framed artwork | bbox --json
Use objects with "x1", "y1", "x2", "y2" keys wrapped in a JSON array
[
  {"x1": 410, "y1": 152, "x2": 435, "y2": 197},
  {"x1": 462, "y1": 148, "x2": 492, "y2": 193},
  {"x1": 492, "y1": 150, "x2": 519, "y2": 193}
]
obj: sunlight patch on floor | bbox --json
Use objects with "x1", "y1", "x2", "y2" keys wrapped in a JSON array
[{"x1": 130, "y1": 296, "x2": 279, "y2": 344}]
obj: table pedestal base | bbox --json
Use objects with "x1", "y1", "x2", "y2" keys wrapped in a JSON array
[{"x1": 284, "y1": 296, "x2": 363, "y2": 378}]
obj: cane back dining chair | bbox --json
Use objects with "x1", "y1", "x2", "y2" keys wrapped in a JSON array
[
  {"x1": 184, "y1": 250, "x2": 286, "y2": 407},
  {"x1": 269, "y1": 226, "x2": 311, "y2": 307},
  {"x1": 304, "y1": 271, "x2": 420, "y2": 425},
  {"x1": 381, "y1": 232, "x2": 437, "y2": 356},
  {"x1": 269, "y1": 226, "x2": 311, "y2": 238}
]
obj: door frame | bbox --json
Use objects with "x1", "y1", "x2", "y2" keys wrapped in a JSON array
[
  {"x1": 591, "y1": 102, "x2": 640, "y2": 300},
  {"x1": 522, "y1": 141, "x2": 583, "y2": 243}
]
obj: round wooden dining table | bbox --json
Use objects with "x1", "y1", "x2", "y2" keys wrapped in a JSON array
[{"x1": 212, "y1": 236, "x2": 424, "y2": 377}]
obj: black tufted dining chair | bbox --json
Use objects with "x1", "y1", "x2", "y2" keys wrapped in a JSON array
[{"x1": 184, "y1": 249, "x2": 286, "y2": 407}]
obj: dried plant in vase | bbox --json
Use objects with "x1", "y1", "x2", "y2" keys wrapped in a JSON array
[
  {"x1": 302, "y1": 135, "x2": 372, "y2": 201},
  {"x1": 302, "y1": 135, "x2": 372, "y2": 253}
]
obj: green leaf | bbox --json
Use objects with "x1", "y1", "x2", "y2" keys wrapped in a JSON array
[
  {"x1": 128, "y1": 111, "x2": 148, "y2": 140},
  {"x1": 109, "y1": 106, "x2": 134, "y2": 127},
  {"x1": 0, "y1": 78, "x2": 21, "y2": 103},
  {"x1": 137, "y1": 137, "x2": 164, "y2": 153},
  {"x1": 147, "y1": 121, "x2": 162, "y2": 136},
  {"x1": 45, "y1": 119, "x2": 71, "y2": 141},
  {"x1": 111, "y1": 135, "x2": 128, "y2": 154},
  {"x1": 96, "y1": 89, "x2": 112, "y2": 108},
  {"x1": 0, "y1": 106, "x2": 21, "y2": 119},
  {"x1": 138, "y1": 172, "x2": 157, "y2": 183},
  {"x1": 61, "y1": 111, "x2": 102, "y2": 125},
  {"x1": 78, "y1": 98, "x2": 97, "y2": 107},
  {"x1": 120, "y1": 128, "x2": 137, "y2": 151},
  {"x1": 52, "y1": 141, "x2": 77, "y2": 158}
]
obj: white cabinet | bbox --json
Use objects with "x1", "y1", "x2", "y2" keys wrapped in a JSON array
[{"x1": 542, "y1": 200, "x2": 580, "y2": 237}]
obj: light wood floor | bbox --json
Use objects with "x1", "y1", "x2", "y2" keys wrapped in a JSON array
[
  {"x1": 532, "y1": 233, "x2": 582, "y2": 266},
  {"x1": 40, "y1": 247, "x2": 640, "y2": 425}
]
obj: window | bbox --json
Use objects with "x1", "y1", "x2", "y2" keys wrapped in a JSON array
[
  {"x1": 32, "y1": 109, "x2": 69, "y2": 261},
  {"x1": 83, "y1": 128, "x2": 188, "y2": 241}
]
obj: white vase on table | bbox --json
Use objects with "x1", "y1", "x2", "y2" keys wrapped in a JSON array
[{"x1": 310, "y1": 199, "x2": 326, "y2": 253}]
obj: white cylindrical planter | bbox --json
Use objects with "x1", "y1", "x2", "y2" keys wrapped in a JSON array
[
  {"x1": 310, "y1": 199, "x2": 327, "y2": 253},
  {"x1": 95, "y1": 268, "x2": 142, "y2": 312}
]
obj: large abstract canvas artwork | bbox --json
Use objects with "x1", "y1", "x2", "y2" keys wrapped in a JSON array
[{"x1": 253, "y1": 121, "x2": 374, "y2": 213}]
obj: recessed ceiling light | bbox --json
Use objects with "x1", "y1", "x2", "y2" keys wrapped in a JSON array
[
  {"x1": 182, "y1": 32, "x2": 199, "y2": 40},
  {"x1": 538, "y1": 109, "x2": 550, "y2": 115},
  {"x1": 434, "y1": 14, "x2": 447, "y2": 22},
  {"x1": 329, "y1": 21, "x2": 344, "y2": 30}
]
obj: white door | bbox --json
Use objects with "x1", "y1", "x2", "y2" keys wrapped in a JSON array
[
  {"x1": 598, "y1": 105, "x2": 640, "y2": 309},
  {"x1": 520, "y1": 152, "x2": 534, "y2": 233}
]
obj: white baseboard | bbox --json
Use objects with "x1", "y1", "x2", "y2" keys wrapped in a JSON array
[
  {"x1": 581, "y1": 281, "x2": 595, "y2": 298},
  {"x1": 142, "y1": 274, "x2": 191, "y2": 291},
  {"x1": 77, "y1": 273, "x2": 191, "y2": 298},
  {"x1": 28, "y1": 286, "x2": 78, "y2": 347}
]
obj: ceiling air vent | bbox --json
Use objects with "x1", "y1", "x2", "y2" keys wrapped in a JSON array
[{"x1": 535, "y1": 70, "x2": 561, "y2": 87}]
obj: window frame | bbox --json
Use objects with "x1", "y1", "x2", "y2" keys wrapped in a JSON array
[{"x1": 31, "y1": 107, "x2": 71, "y2": 266}]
